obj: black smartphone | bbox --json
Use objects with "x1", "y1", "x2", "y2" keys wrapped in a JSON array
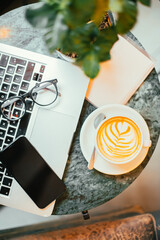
[{"x1": 0, "y1": 136, "x2": 66, "y2": 209}]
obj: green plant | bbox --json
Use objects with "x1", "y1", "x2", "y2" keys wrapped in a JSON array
[{"x1": 26, "y1": 0, "x2": 151, "y2": 78}]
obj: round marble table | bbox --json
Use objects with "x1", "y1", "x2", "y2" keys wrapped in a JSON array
[{"x1": 0, "y1": 4, "x2": 160, "y2": 215}]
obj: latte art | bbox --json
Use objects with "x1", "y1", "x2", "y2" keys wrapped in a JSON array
[{"x1": 96, "y1": 116, "x2": 142, "y2": 162}]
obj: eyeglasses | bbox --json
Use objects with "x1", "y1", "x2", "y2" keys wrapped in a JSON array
[{"x1": 0, "y1": 79, "x2": 60, "y2": 121}]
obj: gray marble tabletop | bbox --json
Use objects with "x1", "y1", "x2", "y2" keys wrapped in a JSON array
[{"x1": 0, "y1": 4, "x2": 160, "y2": 215}]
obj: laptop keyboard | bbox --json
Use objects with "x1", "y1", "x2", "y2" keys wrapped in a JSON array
[{"x1": 0, "y1": 51, "x2": 46, "y2": 197}]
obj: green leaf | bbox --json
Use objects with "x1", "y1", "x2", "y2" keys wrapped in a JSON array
[
  {"x1": 95, "y1": 27, "x2": 118, "y2": 51},
  {"x1": 93, "y1": 0, "x2": 109, "y2": 25},
  {"x1": 109, "y1": 0, "x2": 123, "y2": 12},
  {"x1": 68, "y1": 22, "x2": 99, "y2": 54},
  {"x1": 138, "y1": 0, "x2": 151, "y2": 6},
  {"x1": 82, "y1": 52, "x2": 100, "y2": 78},
  {"x1": 99, "y1": 51, "x2": 111, "y2": 62},
  {"x1": 44, "y1": 13, "x2": 68, "y2": 52},
  {"x1": 25, "y1": 3, "x2": 57, "y2": 28},
  {"x1": 68, "y1": 23, "x2": 118, "y2": 65},
  {"x1": 65, "y1": 0, "x2": 96, "y2": 27},
  {"x1": 41, "y1": 0, "x2": 71, "y2": 9},
  {"x1": 116, "y1": 0, "x2": 137, "y2": 33},
  {"x1": 91, "y1": 27, "x2": 117, "y2": 62},
  {"x1": 25, "y1": 0, "x2": 142, "y2": 78},
  {"x1": 41, "y1": 0, "x2": 61, "y2": 5}
]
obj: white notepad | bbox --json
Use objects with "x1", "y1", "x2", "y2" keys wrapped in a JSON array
[{"x1": 86, "y1": 35, "x2": 154, "y2": 107}]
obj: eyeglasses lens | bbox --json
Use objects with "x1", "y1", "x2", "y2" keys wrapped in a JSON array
[
  {"x1": 31, "y1": 82, "x2": 57, "y2": 106},
  {"x1": 1, "y1": 98, "x2": 25, "y2": 120}
]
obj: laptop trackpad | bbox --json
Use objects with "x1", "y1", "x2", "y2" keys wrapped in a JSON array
[{"x1": 28, "y1": 108, "x2": 76, "y2": 178}]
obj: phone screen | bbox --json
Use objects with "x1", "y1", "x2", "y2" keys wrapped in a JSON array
[{"x1": 0, "y1": 136, "x2": 66, "y2": 209}]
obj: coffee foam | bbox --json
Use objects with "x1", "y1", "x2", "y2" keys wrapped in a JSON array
[{"x1": 96, "y1": 116, "x2": 142, "y2": 163}]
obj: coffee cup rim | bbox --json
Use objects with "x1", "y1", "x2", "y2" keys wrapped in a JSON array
[{"x1": 95, "y1": 115, "x2": 144, "y2": 165}]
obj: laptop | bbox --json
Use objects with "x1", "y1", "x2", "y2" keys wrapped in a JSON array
[{"x1": 0, "y1": 43, "x2": 89, "y2": 216}]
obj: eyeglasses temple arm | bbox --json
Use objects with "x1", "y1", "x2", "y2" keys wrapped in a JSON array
[
  {"x1": 33, "y1": 85, "x2": 61, "y2": 97},
  {"x1": 46, "y1": 88, "x2": 61, "y2": 97}
]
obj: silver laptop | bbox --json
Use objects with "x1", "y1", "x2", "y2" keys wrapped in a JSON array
[{"x1": 0, "y1": 43, "x2": 89, "y2": 216}]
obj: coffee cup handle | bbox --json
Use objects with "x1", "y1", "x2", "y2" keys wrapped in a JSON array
[{"x1": 143, "y1": 139, "x2": 152, "y2": 147}]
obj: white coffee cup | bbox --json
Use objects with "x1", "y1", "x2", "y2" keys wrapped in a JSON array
[{"x1": 95, "y1": 114, "x2": 151, "y2": 165}]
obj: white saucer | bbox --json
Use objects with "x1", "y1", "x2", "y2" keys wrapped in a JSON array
[{"x1": 80, "y1": 104, "x2": 150, "y2": 175}]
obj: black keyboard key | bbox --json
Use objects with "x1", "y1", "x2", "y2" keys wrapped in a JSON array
[
  {"x1": 38, "y1": 74, "x2": 43, "y2": 82},
  {"x1": 33, "y1": 73, "x2": 39, "y2": 81},
  {"x1": 26, "y1": 100, "x2": 34, "y2": 112},
  {"x1": 3, "y1": 145, "x2": 7, "y2": 150},
  {"x1": 10, "y1": 57, "x2": 27, "y2": 66},
  {"x1": 11, "y1": 83, "x2": 19, "y2": 93},
  {"x1": 0, "y1": 92, "x2": 7, "y2": 101},
  {"x1": 13, "y1": 109, "x2": 21, "y2": 118},
  {"x1": 1, "y1": 83, "x2": 9, "y2": 92},
  {"x1": 2, "y1": 110, "x2": 9, "y2": 118},
  {"x1": 0, "y1": 119, "x2": 8, "y2": 129},
  {"x1": 16, "y1": 112, "x2": 31, "y2": 137},
  {"x1": 7, "y1": 65, "x2": 15, "y2": 74},
  {"x1": 21, "y1": 81, "x2": 29, "y2": 91},
  {"x1": 23, "y1": 62, "x2": 35, "y2": 81},
  {"x1": 0, "y1": 77, "x2": 2, "y2": 85},
  {"x1": 5, "y1": 169, "x2": 12, "y2": 177},
  {"x1": 0, "y1": 173, "x2": 3, "y2": 181},
  {"x1": 16, "y1": 66, "x2": 25, "y2": 75},
  {"x1": 5, "y1": 136, "x2": 13, "y2": 145},
  {"x1": 0, "y1": 68, "x2": 5, "y2": 76},
  {"x1": 0, "y1": 129, "x2": 5, "y2": 138},
  {"x1": 7, "y1": 127, "x2": 16, "y2": 136},
  {"x1": 3, "y1": 177, "x2": 13, "y2": 187},
  {"x1": 0, "y1": 55, "x2": 9, "y2": 67},
  {"x1": 19, "y1": 90, "x2": 26, "y2": 96},
  {"x1": 15, "y1": 100, "x2": 23, "y2": 108},
  {"x1": 0, "y1": 139, "x2": 3, "y2": 147},
  {"x1": 9, "y1": 92, "x2": 16, "y2": 98},
  {"x1": 13, "y1": 75, "x2": 22, "y2": 83},
  {"x1": 4, "y1": 74, "x2": 12, "y2": 83},
  {"x1": 0, "y1": 186, "x2": 10, "y2": 196},
  {"x1": 0, "y1": 164, "x2": 5, "y2": 172},
  {"x1": 10, "y1": 120, "x2": 19, "y2": 127},
  {"x1": 40, "y1": 65, "x2": 45, "y2": 73}
]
